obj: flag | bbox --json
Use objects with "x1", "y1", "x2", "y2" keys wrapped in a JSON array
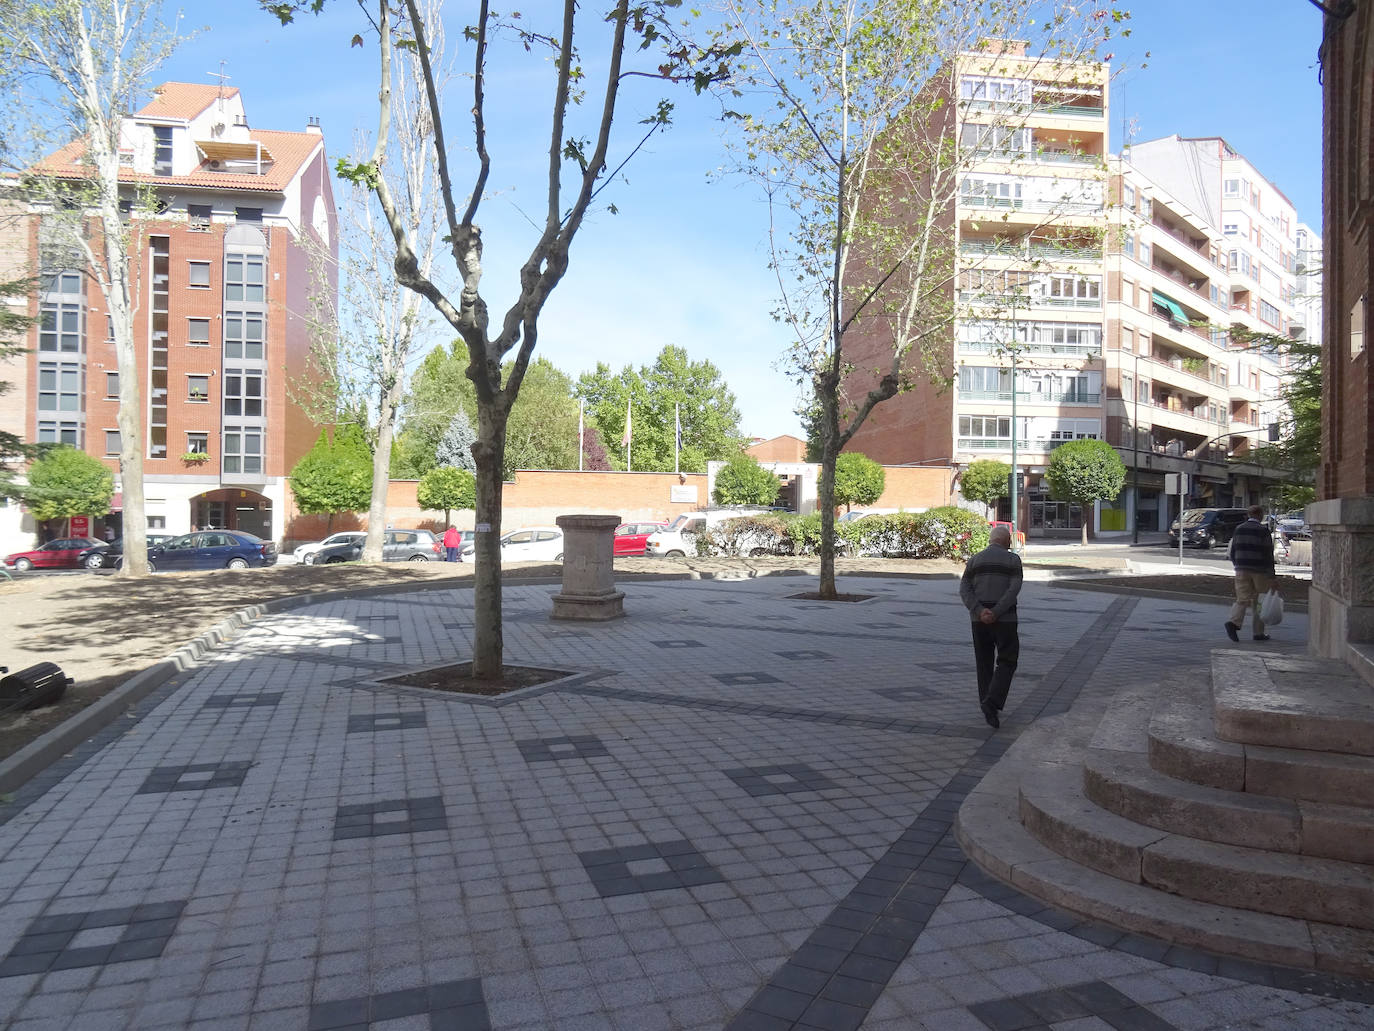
[{"x1": 621, "y1": 400, "x2": 632, "y2": 447}]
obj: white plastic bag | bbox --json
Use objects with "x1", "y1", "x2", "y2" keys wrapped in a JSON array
[{"x1": 1260, "y1": 588, "x2": 1284, "y2": 627}]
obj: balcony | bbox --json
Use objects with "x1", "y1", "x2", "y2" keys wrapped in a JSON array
[
  {"x1": 1133, "y1": 353, "x2": 1227, "y2": 395},
  {"x1": 960, "y1": 291, "x2": 1102, "y2": 311},
  {"x1": 960, "y1": 195, "x2": 1102, "y2": 216},
  {"x1": 959, "y1": 390, "x2": 1101, "y2": 405},
  {"x1": 958, "y1": 340, "x2": 1099, "y2": 358},
  {"x1": 1041, "y1": 103, "x2": 1104, "y2": 118},
  {"x1": 1147, "y1": 402, "x2": 1226, "y2": 437},
  {"x1": 959, "y1": 240, "x2": 1102, "y2": 263}
]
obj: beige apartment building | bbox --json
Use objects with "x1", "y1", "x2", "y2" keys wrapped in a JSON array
[{"x1": 845, "y1": 49, "x2": 1311, "y2": 538}]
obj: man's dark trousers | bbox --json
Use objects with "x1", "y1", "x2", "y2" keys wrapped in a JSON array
[{"x1": 972, "y1": 619, "x2": 1019, "y2": 712}]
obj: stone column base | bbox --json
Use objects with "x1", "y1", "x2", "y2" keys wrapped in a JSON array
[
  {"x1": 1306, "y1": 496, "x2": 1374, "y2": 665},
  {"x1": 551, "y1": 590, "x2": 626, "y2": 621}
]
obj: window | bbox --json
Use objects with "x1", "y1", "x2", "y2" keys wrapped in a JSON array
[
  {"x1": 224, "y1": 254, "x2": 265, "y2": 302},
  {"x1": 153, "y1": 126, "x2": 173, "y2": 175},
  {"x1": 105, "y1": 429, "x2": 121, "y2": 456},
  {"x1": 187, "y1": 318, "x2": 211, "y2": 346},
  {"x1": 961, "y1": 177, "x2": 1023, "y2": 208},
  {"x1": 1047, "y1": 275, "x2": 1101, "y2": 302},
  {"x1": 234, "y1": 207, "x2": 263, "y2": 223},
  {"x1": 38, "y1": 420, "x2": 80, "y2": 445},
  {"x1": 40, "y1": 300, "x2": 83, "y2": 353},
  {"x1": 959, "y1": 76, "x2": 1029, "y2": 105},
  {"x1": 1122, "y1": 184, "x2": 1135, "y2": 208},
  {"x1": 1122, "y1": 278, "x2": 1135, "y2": 307},
  {"x1": 188, "y1": 204, "x2": 212, "y2": 231},
  {"x1": 1352, "y1": 296, "x2": 1365, "y2": 359},
  {"x1": 222, "y1": 312, "x2": 263, "y2": 359},
  {"x1": 105, "y1": 372, "x2": 119, "y2": 399},
  {"x1": 1139, "y1": 196, "x2": 1152, "y2": 218},
  {"x1": 38, "y1": 362, "x2": 83, "y2": 411},
  {"x1": 1138, "y1": 241, "x2": 1150, "y2": 265},
  {"x1": 1120, "y1": 233, "x2": 1135, "y2": 259},
  {"x1": 1122, "y1": 328, "x2": 1134, "y2": 353},
  {"x1": 222, "y1": 368, "x2": 263, "y2": 417},
  {"x1": 959, "y1": 124, "x2": 1029, "y2": 157},
  {"x1": 188, "y1": 261, "x2": 211, "y2": 288},
  {"x1": 958, "y1": 415, "x2": 1013, "y2": 438},
  {"x1": 1223, "y1": 223, "x2": 1239, "y2": 236},
  {"x1": 187, "y1": 375, "x2": 210, "y2": 402},
  {"x1": 958, "y1": 367, "x2": 1013, "y2": 394},
  {"x1": 1259, "y1": 300, "x2": 1281, "y2": 327},
  {"x1": 186, "y1": 432, "x2": 208, "y2": 456},
  {"x1": 222, "y1": 426, "x2": 263, "y2": 474}
]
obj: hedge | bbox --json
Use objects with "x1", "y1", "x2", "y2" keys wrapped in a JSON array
[{"x1": 693, "y1": 507, "x2": 988, "y2": 561}]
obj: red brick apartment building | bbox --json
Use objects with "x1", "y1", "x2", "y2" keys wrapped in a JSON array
[
  {"x1": 1310, "y1": 1, "x2": 1374, "y2": 660},
  {"x1": 1, "y1": 82, "x2": 335, "y2": 546}
]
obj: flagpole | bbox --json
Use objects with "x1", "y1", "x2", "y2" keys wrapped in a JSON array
[
  {"x1": 578, "y1": 398, "x2": 584, "y2": 472},
  {"x1": 674, "y1": 403, "x2": 680, "y2": 474}
]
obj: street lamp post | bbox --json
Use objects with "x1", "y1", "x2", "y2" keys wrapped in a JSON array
[
  {"x1": 1010, "y1": 351, "x2": 1018, "y2": 544},
  {"x1": 1131, "y1": 349, "x2": 1142, "y2": 544}
]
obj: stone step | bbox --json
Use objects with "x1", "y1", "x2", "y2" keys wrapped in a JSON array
[
  {"x1": 1149, "y1": 674, "x2": 1374, "y2": 807},
  {"x1": 1213, "y1": 650, "x2": 1374, "y2": 756},
  {"x1": 957, "y1": 719, "x2": 1374, "y2": 979}
]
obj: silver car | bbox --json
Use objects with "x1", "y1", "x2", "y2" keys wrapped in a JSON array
[{"x1": 306, "y1": 529, "x2": 440, "y2": 563}]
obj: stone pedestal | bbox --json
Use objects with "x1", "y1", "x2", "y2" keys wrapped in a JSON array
[
  {"x1": 1306, "y1": 496, "x2": 1374, "y2": 665},
  {"x1": 551, "y1": 514, "x2": 625, "y2": 621}
]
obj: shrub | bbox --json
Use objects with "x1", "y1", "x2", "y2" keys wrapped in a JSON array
[{"x1": 697, "y1": 514, "x2": 797, "y2": 556}]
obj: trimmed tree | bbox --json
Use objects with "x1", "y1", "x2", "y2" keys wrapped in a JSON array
[
  {"x1": 289, "y1": 429, "x2": 374, "y2": 534},
  {"x1": 1045, "y1": 440, "x2": 1126, "y2": 545},
  {"x1": 22, "y1": 446, "x2": 114, "y2": 531},
  {"x1": 961, "y1": 459, "x2": 1011, "y2": 517},
  {"x1": 417, "y1": 466, "x2": 476, "y2": 528},
  {"x1": 712, "y1": 454, "x2": 782, "y2": 507},
  {"x1": 833, "y1": 452, "x2": 885, "y2": 512}
]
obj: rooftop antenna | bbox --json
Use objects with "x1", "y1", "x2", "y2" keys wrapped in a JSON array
[{"x1": 209, "y1": 61, "x2": 231, "y2": 98}]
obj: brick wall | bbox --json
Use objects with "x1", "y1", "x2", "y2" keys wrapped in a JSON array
[{"x1": 746, "y1": 435, "x2": 808, "y2": 462}]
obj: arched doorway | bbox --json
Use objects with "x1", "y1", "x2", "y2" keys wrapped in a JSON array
[{"x1": 192, "y1": 488, "x2": 273, "y2": 539}]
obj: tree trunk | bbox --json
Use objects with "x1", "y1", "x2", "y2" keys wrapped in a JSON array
[
  {"x1": 471, "y1": 402, "x2": 508, "y2": 678},
  {"x1": 108, "y1": 249, "x2": 147, "y2": 578},
  {"x1": 1081, "y1": 516, "x2": 1089, "y2": 547},
  {"x1": 817, "y1": 438, "x2": 839, "y2": 600},
  {"x1": 362, "y1": 374, "x2": 405, "y2": 564}
]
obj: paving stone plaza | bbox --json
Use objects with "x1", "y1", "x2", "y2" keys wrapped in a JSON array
[{"x1": 0, "y1": 574, "x2": 1371, "y2": 1029}]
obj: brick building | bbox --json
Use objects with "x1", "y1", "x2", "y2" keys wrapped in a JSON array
[
  {"x1": 1, "y1": 82, "x2": 334, "y2": 549},
  {"x1": 1310, "y1": 1, "x2": 1374, "y2": 660}
]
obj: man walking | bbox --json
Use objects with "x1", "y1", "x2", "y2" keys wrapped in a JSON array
[
  {"x1": 960, "y1": 525, "x2": 1023, "y2": 728},
  {"x1": 1225, "y1": 504, "x2": 1276, "y2": 642}
]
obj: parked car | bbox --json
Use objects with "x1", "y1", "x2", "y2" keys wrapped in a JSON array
[
  {"x1": 138, "y1": 530, "x2": 278, "y2": 571},
  {"x1": 1277, "y1": 511, "x2": 1311, "y2": 540},
  {"x1": 3, "y1": 537, "x2": 104, "y2": 572},
  {"x1": 458, "y1": 526, "x2": 565, "y2": 562},
  {"x1": 292, "y1": 531, "x2": 366, "y2": 565},
  {"x1": 1168, "y1": 508, "x2": 1248, "y2": 549},
  {"x1": 77, "y1": 534, "x2": 176, "y2": 569},
  {"x1": 613, "y1": 521, "x2": 669, "y2": 557},
  {"x1": 308, "y1": 529, "x2": 441, "y2": 564},
  {"x1": 645, "y1": 507, "x2": 771, "y2": 558}
]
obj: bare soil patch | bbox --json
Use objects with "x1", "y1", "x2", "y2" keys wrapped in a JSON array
[{"x1": 382, "y1": 662, "x2": 568, "y2": 697}]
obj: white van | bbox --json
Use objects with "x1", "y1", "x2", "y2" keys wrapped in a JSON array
[{"x1": 645, "y1": 507, "x2": 772, "y2": 557}]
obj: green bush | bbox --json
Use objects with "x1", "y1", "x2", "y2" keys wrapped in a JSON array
[
  {"x1": 697, "y1": 514, "x2": 798, "y2": 556},
  {"x1": 693, "y1": 507, "x2": 988, "y2": 561}
]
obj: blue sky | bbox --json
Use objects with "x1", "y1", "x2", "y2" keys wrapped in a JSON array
[{"x1": 155, "y1": 1, "x2": 1323, "y2": 441}]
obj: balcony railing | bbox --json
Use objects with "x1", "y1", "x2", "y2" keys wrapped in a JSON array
[
  {"x1": 961, "y1": 195, "x2": 1102, "y2": 215},
  {"x1": 1042, "y1": 104, "x2": 1104, "y2": 118},
  {"x1": 958, "y1": 340, "x2": 1099, "y2": 357},
  {"x1": 959, "y1": 291, "x2": 1102, "y2": 310},
  {"x1": 958, "y1": 437, "x2": 1077, "y2": 451},
  {"x1": 959, "y1": 241, "x2": 1102, "y2": 261},
  {"x1": 960, "y1": 390, "x2": 1101, "y2": 404}
]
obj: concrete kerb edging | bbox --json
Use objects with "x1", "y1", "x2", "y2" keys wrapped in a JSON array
[
  {"x1": 0, "y1": 560, "x2": 1146, "y2": 798},
  {"x1": 1054, "y1": 578, "x2": 1310, "y2": 612}
]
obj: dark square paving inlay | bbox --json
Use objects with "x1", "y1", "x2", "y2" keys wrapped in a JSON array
[
  {"x1": 202, "y1": 693, "x2": 283, "y2": 709},
  {"x1": 0, "y1": 900, "x2": 185, "y2": 978},
  {"x1": 308, "y1": 977, "x2": 490, "y2": 1030},
  {"x1": 653, "y1": 639, "x2": 706, "y2": 649},
  {"x1": 517, "y1": 734, "x2": 610, "y2": 763},
  {"x1": 775, "y1": 649, "x2": 833, "y2": 661},
  {"x1": 138, "y1": 761, "x2": 252, "y2": 795},
  {"x1": 712, "y1": 671, "x2": 782, "y2": 686},
  {"x1": 347, "y1": 711, "x2": 427, "y2": 734},
  {"x1": 724, "y1": 763, "x2": 840, "y2": 797},
  {"x1": 579, "y1": 839, "x2": 725, "y2": 898},
  {"x1": 334, "y1": 795, "x2": 448, "y2": 841},
  {"x1": 969, "y1": 980, "x2": 1175, "y2": 1030},
  {"x1": 872, "y1": 684, "x2": 940, "y2": 701}
]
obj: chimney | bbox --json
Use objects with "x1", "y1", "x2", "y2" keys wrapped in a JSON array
[{"x1": 306, "y1": 116, "x2": 322, "y2": 135}]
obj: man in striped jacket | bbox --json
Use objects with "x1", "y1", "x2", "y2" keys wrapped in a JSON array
[
  {"x1": 959, "y1": 525, "x2": 1023, "y2": 729},
  {"x1": 1225, "y1": 505, "x2": 1277, "y2": 642}
]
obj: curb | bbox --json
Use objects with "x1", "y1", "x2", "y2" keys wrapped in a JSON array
[{"x1": 1053, "y1": 578, "x2": 1310, "y2": 612}]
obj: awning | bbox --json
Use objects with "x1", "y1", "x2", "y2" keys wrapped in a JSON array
[
  {"x1": 1151, "y1": 290, "x2": 1189, "y2": 326},
  {"x1": 195, "y1": 140, "x2": 275, "y2": 164}
]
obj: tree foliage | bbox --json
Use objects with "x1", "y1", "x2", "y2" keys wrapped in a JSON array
[
  {"x1": 417, "y1": 465, "x2": 476, "y2": 526},
  {"x1": 436, "y1": 410, "x2": 478, "y2": 472},
  {"x1": 1045, "y1": 439, "x2": 1126, "y2": 545},
  {"x1": 505, "y1": 359, "x2": 581, "y2": 476},
  {"x1": 289, "y1": 428, "x2": 374, "y2": 528},
  {"x1": 0, "y1": 275, "x2": 35, "y2": 495},
  {"x1": 710, "y1": 0, "x2": 1131, "y2": 597},
  {"x1": 577, "y1": 345, "x2": 746, "y2": 472},
  {"x1": 961, "y1": 459, "x2": 1011, "y2": 514},
  {"x1": 1227, "y1": 325, "x2": 1319, "y2": 507},
  {"x1": 712, "y1": 453, "x2": 782, "y2": 506},
  {"x1": 581, "y1": 426, "x2": 612, "y2": 472},
  {"x1": 833, "y1": 452, "x2": 885, "y2": 511},
  {"x1": 21, "y1": 446, "x2": 114, "y2": 523}
]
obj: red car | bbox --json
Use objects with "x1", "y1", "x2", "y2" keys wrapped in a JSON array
[
  {"x1": 613, "y1": 521, "x2": 668, "y2": 557},
  {"x1": 4, "y1": 537, "x2": 104, "y2": 572}
]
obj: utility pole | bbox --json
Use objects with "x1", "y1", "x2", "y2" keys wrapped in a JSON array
[{"x1": 1132, "y1": 349, "x2": 1142, "y2": 544}]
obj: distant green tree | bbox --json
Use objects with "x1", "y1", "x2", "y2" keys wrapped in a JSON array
[
  {"x1": 504, "y1": 358, "x2": 580, "y2": 476},
  {"x1": 1045, "y1": 440, "x2": 1127, "y2": 545},
  {"x1": 833, "y1": 452, "x2": 885, "y2": 511},
  {"x1": 1228, "y1": 325, "x2": 1319, "y2": 508},
  {"x1": 395, "y1": 340, "x2": 477, "y2": 478},
  {"x1": 961, "y1": 459, "x2": 1012, "y2": 516},
  {"x1": 21, "y1": 446, "x2": 114, "y2": 527},
  {"x1": 289, "y1": 428, "x2": 374, "y2": 533},
  {"x1": 436, "y1": 410, "x2": 478, "y2": 472},
  {"x1": 417, "y1": 466, "x2": 476, "y2": 527},
  {"x1": 712, "y1": 453, "x2": 782, "y2": 507},
  {"x1": 578, "y1": 345, "x2": 746, "y2": 472},
  {"x1": 0, "y1": 275, "x2": 35, "y2": 496}
]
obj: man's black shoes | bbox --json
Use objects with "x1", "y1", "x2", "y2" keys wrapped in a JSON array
[
  {"x1": 1253, "y1": 634, "x2": 1271, "y2": 642},
  {"x1": 1224, "y1": 622, "x2": 1240, "y2": 642},
  {"x1": 980, "y1": 701, "x2": 1000, "y2": 729}
]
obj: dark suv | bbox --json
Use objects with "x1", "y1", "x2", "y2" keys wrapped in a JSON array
[{"x1": 1168, "y1": 508, "x2": 1248, "y2": 549}]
